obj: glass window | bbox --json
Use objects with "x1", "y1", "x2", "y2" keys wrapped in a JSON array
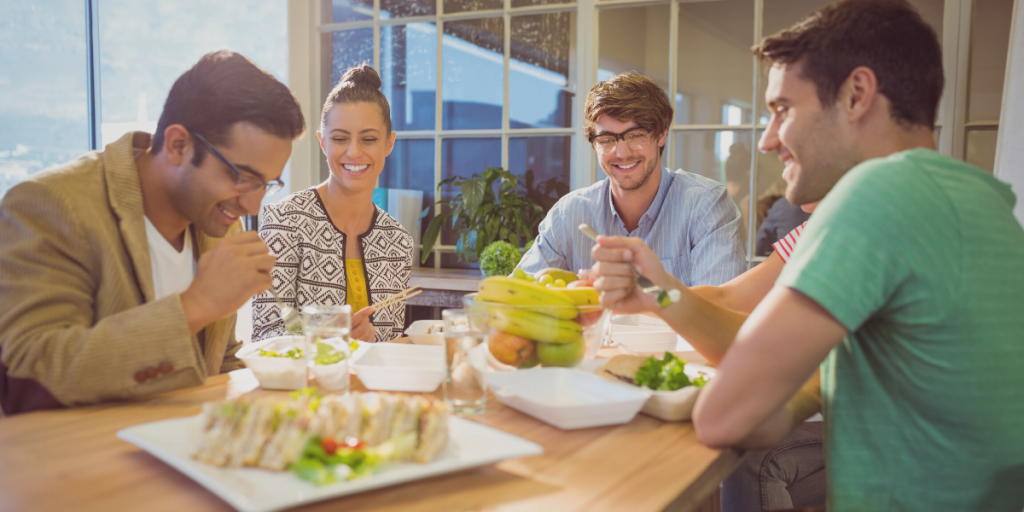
[
  {"x1": 0, "y1": 1, "x2": 89, "y2": 199},
  {"x1": 380, "y1": 138, "x2": 436, "y2": 233},
  {"x1": 967, "y1": 0, "x2": 1014, "y2": 123},
  {"x1": 442, "y1": 18, "x2": 504, "y2": 130},
  {"x1": 965, "y1": 129, "x2": 999, "y2": 173},
  {"x1": 444, "y1": 0, "x2": 503, "y2": 14},
  {"x1": 676, "y1": 0, "x2": 754, "y2": 125},
  {"x1": 509, "y1": 136, "x2": 571, "y2": 212},
  {"x1": 331, "y1": 0, "x2": 373, "y2": 23},
  {"x1": 332, "y1": 28, "x2": 375, "y2": 85},
  {"x1": 510, "y1": 13, "x2": 574, "y2": 129},
  {"x1": 381, "y1": 0, "x2": 436, "y2": 19},
  {"x1": 598, "y1": 5, "x2": 671, "y2": 94},
  {"x1": 381, "y1": 23, "x2": 438, "y2": 131},
  {"x1": 512, "y1": 0, "x2": 573, "y2": 6},
  {"x1": 439, "y1": 137, "x2": 501, "y2": 267}
]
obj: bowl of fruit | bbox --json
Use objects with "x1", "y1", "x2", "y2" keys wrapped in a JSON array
[{"x1": 463, "y1": 268, "x2": 610, "y2": 370}]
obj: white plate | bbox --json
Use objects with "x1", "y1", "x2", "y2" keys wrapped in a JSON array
[
  {"x1": 117, "y1": 415, "x2": 542, "y2": 512},
  {"x1": 487, "y1": 368, "x2": 651, "y2": 430},
  {"x1": 350, "y1": 343, "x2": 445, "y2": 392}
]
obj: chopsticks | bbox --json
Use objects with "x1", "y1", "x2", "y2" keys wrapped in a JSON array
[{"x1": 373, "y1": 286, "x2": 421, "y2": 311}]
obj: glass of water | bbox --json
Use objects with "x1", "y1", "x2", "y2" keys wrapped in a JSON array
[
  {"x1": 442, "y1": 308, "x2": 487, "y2": 415},
  {"x1": 302, "y1": 305, "x2": 352, "y2": 392}
]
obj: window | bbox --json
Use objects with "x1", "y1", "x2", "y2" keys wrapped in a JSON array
[
  {"x1": 0, "y1": 1, "x2": 288, "y2": 202},
  {"x1": 315, "y1": 0, "x2": 576, "y2": 267}
]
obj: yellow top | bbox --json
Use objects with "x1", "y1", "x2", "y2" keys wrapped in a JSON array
[{"x1": 345, "y1": 259, "x2": 369, "y2": 312}]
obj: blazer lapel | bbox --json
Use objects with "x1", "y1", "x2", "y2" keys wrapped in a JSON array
[{"x1": 104, "y1": 132, "x2": 155, "y2": 303}]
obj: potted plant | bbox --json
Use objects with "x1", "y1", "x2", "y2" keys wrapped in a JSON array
[{"x1": 419, "y1": 167, "x2": 558, "y2": 270}]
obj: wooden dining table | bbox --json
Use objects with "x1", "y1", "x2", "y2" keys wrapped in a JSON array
[{"x1": 0, "y1": 349, "x2": 740, "y2": 512}]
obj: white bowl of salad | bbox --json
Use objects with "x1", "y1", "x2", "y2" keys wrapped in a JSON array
[{"x1": 237, "y1": 336, "x2": 356, "y2": 391}]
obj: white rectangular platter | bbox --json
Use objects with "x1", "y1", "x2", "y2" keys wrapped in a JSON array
[{"x1": 118, "y1": 415, "x2": 542, "y2": 512}]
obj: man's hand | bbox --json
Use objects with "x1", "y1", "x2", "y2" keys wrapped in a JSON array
[
  {"x1": 180, "y1": 231, "x2": 276, "y2": 334},
  {"x1": 351, "y1": 306, "x2": 375, "y2": 342},
  {"x1": 589, "y1": 236, "x2": 669, "y2": 314}
]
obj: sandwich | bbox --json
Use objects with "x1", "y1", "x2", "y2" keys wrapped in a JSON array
[{"x1": 596, "y1": 355, "x2": 648, "y2": 385}]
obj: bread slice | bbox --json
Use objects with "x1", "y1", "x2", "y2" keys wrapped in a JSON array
[{"x1": 596, "y1": 355, "x2": 648, "y2": 385}]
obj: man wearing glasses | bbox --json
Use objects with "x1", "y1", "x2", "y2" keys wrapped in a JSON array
[
  {"x1": 517, "y1": 72, "x2": 745, "y2": 287},
  {"x1": 0, "y1": 51, "x2": 305, "y2": 414}
]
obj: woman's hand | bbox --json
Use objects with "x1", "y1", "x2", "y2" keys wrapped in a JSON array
[
  {"x1": 589, "y1": 236, "x2": 670, "y2": 314},
  {"x1": 351, "y1": 306, "x2": 376, "y2": 342}
]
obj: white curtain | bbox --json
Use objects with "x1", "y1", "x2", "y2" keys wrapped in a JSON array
[{"x1": 994, "y1": 0, "x2": 1024, "y2": 225}]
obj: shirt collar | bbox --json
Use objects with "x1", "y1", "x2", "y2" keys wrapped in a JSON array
[{"x1": 608, "y1": 166, "x2": 673, "y2": 227}]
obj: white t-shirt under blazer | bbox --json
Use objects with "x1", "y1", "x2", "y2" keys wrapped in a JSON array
[{"x1": 144, "y1": 217, "x2": 195, "y2": 301}]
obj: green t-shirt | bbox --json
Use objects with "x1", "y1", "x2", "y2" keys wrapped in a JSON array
[{"x1": 777, "y1": 149, "x2": 1024, "y2": 512}]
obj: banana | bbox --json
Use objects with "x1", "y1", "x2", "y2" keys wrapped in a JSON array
[
  {"x1": 534, "y1": 268, "x2": 579, "y2": 284},
  {"x1": 491, "y1": 308, "x2": 582, "y2": 344},
  {"x1": 477, "y1": 276, "x2": 578, "y2": 319},
  {"x1": 555, "y1": 286, "x2": 600, "y2": 306}
]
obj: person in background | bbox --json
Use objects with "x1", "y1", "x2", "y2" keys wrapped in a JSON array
[
  {"x1": 0, "y1": 51, "x2": 304, "y2": 414},
  {"x1": 253, "y1": 65, "x2": 413, "y2": 344},
  {"x1": 517, "y1": 72, "x2": 746, "y2": 286},
  {"x1": 755, "y1": 196, "x2": 810, "y2": 257}
]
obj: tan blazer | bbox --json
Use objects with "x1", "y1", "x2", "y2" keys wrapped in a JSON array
[{"x1": 0, "y1": 132, "x2": 243, "y2": 415}]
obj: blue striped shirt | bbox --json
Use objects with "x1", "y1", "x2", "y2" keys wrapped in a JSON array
[{"x1": 518, "y1": 167, "x2": 746, "y2": 286}]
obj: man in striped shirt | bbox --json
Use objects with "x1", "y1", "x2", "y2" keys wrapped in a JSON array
[{"x1": 517, "y1": 72, "x2": 746, "y2": 287}]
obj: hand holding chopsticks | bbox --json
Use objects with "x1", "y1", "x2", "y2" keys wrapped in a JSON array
[{"x1": 373, "y1": 286, "x2": 421, "y2": 311}]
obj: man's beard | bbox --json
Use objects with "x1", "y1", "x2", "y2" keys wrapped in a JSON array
[{"x1": 606, "y1": 155, "x2": 660, "y2": 192}]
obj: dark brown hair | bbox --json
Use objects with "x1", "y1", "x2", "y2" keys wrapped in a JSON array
[
  {"x1": 320, "y1": 64, "x2": 392, "y2": 134},
  {"x1": 584, "y1": 73, "x2": 673, "y2": 156},
  {"x1": 152, "y1": 50, "x2": 305, "y2": 165},
  {"x1": 753, "y1": 0, "x2": 943, "y2": 128}
]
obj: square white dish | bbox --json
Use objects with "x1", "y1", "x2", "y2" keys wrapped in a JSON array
[
  {"x1": 350, "y1": 343, "x2": 445, "y2": 392},
  {"x1": 404, "y1": 320, "x2": 445, "y2": 345},
  {"x1": 235, "y1": 336, "x2": 308, "y2": 390},
  {"x1": 486, "y1": 368, "x2": 651, "y2": 430},
  {"x1": 117, "y1": 414, "x2": 542, "y2": 512}
]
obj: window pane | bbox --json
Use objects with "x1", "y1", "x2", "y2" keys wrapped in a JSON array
[
  {"x1": 965, "y1": 129, "x2": 998, "y2": 173},
  {"x1": 673, "y1": 130, "x2": 761, "y2": 248},
  {"x1": 510, "y1": 13, "x2": 573, "y2": 129},
  {"x1": 444, "y1": 0, "x2": 503, "y2": 14},
  {"x1": 598, "y1": 5, "x2": 670, "y2": 93},
  {"x1": 512, "y1": 0, "x2": 572, "y2": 6},
  {"x1": 676, "y1": 0, "x2": 754, "y2": 125},
  {"x1": 380, "y1": 139, "x2": 436, "y2": 261},
  {"x1": 509, "y1": 136, "x2": 571, "y2": 212},
  {"x1": 758, "y1": 0, "x2": 944, "y2": 122},
  {"x1": 382, "y1": 23, "x2": 438, "y2": 131},
  {"x1": 967, "y1": 0, "x2": 1014, "y2": 122},
  {"x1": 382, "y1": 0, "x2": 436, "y2": 19},
  {"x1": 439, "y1": 138, "x2": 501, "y2": 267},
  {"x1": 0, "y1": 1, "x2": 89, "y2": 199},
  {"x1": 332, "y1": 29, "x2": 375, "y2": 85},
  {"x1": 98, "y1": 1, "x2": 288, "y2": 144},
  {"x1": 442, "y1": 18, "x2": 504, "y2": 130},
  {"x1": 330, "y1": 0, "x2": 372, "y2": 23}
]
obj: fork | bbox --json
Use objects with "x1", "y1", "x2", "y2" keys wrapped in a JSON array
[{"x1": 578, "y1": 224, "x2": 681, "y2": 306}]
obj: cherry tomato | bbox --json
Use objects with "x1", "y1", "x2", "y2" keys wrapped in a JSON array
[{"x1": 320, "y1": 437, "x2": 339, "y2": 455}]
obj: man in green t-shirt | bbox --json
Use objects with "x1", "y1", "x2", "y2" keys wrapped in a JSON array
[{"x1": 683, "y1": 0, "x2": 1024, "y2": 510}]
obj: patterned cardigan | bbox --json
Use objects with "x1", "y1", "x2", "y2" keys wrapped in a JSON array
[{"x1": 252, "y1": 188, "x2": 414, "y2": 343}]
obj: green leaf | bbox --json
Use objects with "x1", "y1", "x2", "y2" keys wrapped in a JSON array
[
  {"x1": 462, "y1": 179, "x2": 485, "y2": 214},
  {"x1": 420, "y1": 213, "x2": 449, "y2": 264}
]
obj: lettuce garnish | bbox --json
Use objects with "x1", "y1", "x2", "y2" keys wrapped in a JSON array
[{"x1": 634, "y1": 352, "x2": 707, "y2": 391}]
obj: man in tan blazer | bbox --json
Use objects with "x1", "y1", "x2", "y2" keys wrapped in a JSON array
[{"x1": 0, "y1": 51, "x2": 305, "y2": 415}]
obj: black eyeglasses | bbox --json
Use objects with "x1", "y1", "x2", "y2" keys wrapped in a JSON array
[
  {"x1": 588, "y1": 127, "x2": 654, "y2": 156},
  {"x1": 191, "y1": 132, "x2": 284, "y2": 197}
]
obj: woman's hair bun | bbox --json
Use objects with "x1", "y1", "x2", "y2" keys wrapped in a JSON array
[{"x1": 339, "y1": 63, "x2": 382, "y2": 90}]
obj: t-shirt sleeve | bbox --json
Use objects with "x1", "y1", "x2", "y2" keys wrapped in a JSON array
[
  {"x1": 772, "y1": 222, "x2": 807, "y2": 263},
  {"x1": 776, "y1": 163, "x2": 914, "y2": 332}
]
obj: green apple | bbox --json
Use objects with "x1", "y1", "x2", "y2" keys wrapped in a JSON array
[
  {"x1": 517, "y1": 351, "x2": 541, "y2": 369},
  {"x1": 536, "y1": 339, "x2": 584, "y2": 367}
]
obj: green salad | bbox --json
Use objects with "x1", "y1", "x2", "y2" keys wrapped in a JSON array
[
  {"x1": 634, "y1": 352, "x2": 708, "y2": 391},
  {"x1": 258, "y1": 341, "x2": 359, "y2": 365}
]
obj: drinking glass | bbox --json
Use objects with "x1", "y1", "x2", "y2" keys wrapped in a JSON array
[
  {"x1": 302, "y1": 305, "x2": 353, "y2": 392},
  {"x1": 442, "y1": 308, "x2": 488, "y2": 414}
]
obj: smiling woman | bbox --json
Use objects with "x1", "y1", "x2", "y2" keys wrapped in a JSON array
[{"x1": 252, "y1": 65, "x2": 414, "y2": 344}]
